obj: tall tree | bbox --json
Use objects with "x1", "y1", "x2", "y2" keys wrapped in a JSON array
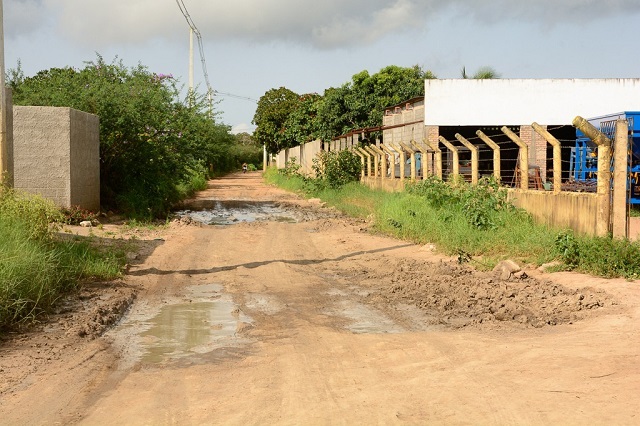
[
  {"x1": 344, "y1": 65, "x2": 433, "y2": 131},
  {"x1": 252, "y1": 87, "x2": 300, "y2": 154},
  {"x1": 282, "y1": 93, "x2": 322, "y2": 146}
]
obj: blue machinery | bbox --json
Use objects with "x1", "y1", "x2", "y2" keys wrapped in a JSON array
[{"x1": 570, "y1": 111, "x2": 640, "y2": 204}]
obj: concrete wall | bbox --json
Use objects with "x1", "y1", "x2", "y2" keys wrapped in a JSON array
[
  {"x1": 361, "y1": 176, "x2": 405, "y2": 192},
  {"x1": 276, "y1": 149, "x2": 287, "y2": 169},
  {"x1": 507, "y1": 189, "x2": 602, "y2": 236},
  {"x1": 5, "y1": 88, "x2": 13, "y2": 186},
  {"x1": 425, "y1": 79, "x2": 640, "y2": 126},
  {"x1": 69, "y1": 108, "x2": 100, "y2": 210},
  {"x1": 274, "y1": 140, "x2": 324, "y2": 176},
  {"x1": 301, "y1": 139, "x2": 322, "y2": 176},
  {"x1": 13, "y1": 106, "x2": 100, "y2": 210}
]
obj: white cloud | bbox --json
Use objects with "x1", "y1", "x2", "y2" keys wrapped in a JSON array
[
  {"x1": 4, "y1": 0, "x2": 49, "y2": 38},
  {"x1": 10, "y1": 0, "x2": 640, "y2": 49},
  {"x1": 230, "y1": 123, "x2": 256, "y2": 135}
]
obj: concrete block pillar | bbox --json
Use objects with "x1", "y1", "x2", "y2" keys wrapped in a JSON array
[{"x1": 612, "y1": 119, "x2": 629, "y2": 239}]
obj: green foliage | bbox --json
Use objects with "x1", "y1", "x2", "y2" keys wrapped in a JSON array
[
  {"x1": 282, "y1": 93, "x2": 322, "y2": 145},
  {"x1": 0, "y1": 186, "x2": 124, "y2": 329},
  {"x1": 279, "y1": 157, "x2": 303, "y2": 178},
  {"x1": 0, "y1": 185, "x2": 62, "y2": 241},
  {"x1": 312, "y1": 150, "x2": 363, "y2": 189},
  {"x1": 407, "y1": 176, "x2": 513, "y2": 231},
  {"x1": 254, "y1": 65, "x2": 436, "y2": 150},
  {"x1": 555, "y1": 231, "x2": 580, "y2": 266},
  {"x1": 252, "y1": 87, "x2": 301, "y2": 154},
  {"x1": 342, "y1": 65, "x2": 431, "y2": 131},
  {"x1": 554, "y1": 231, "x2": 640, "y2": 279},
  {"x1": 228, "y1": 132, "x2": 263, "y2": 170},
  {"x1": 9, "y1": 55, "x2": 236, "y2": 218},
  {"x1": 264, "y1": 167, "x2": 307, "y2": 194},
  {"x1": 59, "y1": 206, "x2": 99, "y2": 226}
]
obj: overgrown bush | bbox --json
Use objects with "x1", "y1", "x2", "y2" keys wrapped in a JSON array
[
  {"x1": 8, "y1": 56, "x2": 237, "y2": 218},
  {"x1": 60, "y1": 205, "x2": 99, "y2": 225},
  {"x1": 554, "y1": 230, "x2": 640, "y2": 279},
  {"x1": 0, "y1": 186, "x2": 124, "y2": 329},
  {"x1": 407, "y1": 176, "x2": 514, "y2": 230},
  {"x1": 279, "y1": 157, "x2": 303, "y2": 177},
  {"x1": 312, "y1": 150, "x2": 362, "y2": 189}
]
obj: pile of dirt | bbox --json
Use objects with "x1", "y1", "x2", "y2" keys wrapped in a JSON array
[{"x1": 357, "y1": 259, "x2": 613, "y2": 329}]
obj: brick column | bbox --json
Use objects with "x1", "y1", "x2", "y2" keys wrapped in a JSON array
[
  {"x1": 520, "y1": 125, "x2": 547, "y2": 183},
  {"x1": 425, "y1": 125, "x2": 441, "y2": 178}
]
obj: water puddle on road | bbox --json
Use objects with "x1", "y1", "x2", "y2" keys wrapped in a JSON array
[
  {"x1": 175, "y1": 200, "x2": 298, "y2": 226},
  {"x1": 324, "y1": 293, "x2": 405, "y2": 334},
  {"x1": 113, "y1": 284, "x2": 253, "y2": 366}
]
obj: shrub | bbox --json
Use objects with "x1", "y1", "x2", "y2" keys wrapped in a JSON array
[
  {"x1": 9, "y1": 56, "x2": 236, "y2": 217},
  {"x1": 0, "y1": 186, "x2": 124, "y2": 329},
  {"x1": 312, "y1": 150, "x2": 362, "y2": 188},
  {"x1": 60, "y1": 205, "x2": 99, "y2": 225}
]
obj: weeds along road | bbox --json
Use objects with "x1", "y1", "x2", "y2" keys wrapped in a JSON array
[{"x1": 2, "y1": 172, "x2": 640, "y2": 425}]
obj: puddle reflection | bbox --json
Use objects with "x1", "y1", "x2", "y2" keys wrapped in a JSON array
[{"x1": 175, "y1": 200, "x2": 298, "y2": 226}]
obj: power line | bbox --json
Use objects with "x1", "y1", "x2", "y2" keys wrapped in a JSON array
[
  {"x1": 176, "y1": 0, "x2": 212, "y2": 105},
  {"x1": 213, "y1": 90, "x2": 257, "y2": 103},
  {"x1": 175, "y1": 0, "x2": 257, "y2": 110}
]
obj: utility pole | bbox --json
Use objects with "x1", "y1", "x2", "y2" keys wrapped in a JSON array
[
  {"x1": 0, "y1": 0, "x2": 7, "y2": 183},
  {"x1": 188, "y1": 27, "x2": 194, "y2": 93}
]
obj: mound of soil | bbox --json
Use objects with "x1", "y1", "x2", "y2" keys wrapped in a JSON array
[{"x1": 359, "y1": 259, "x2": 613, "y2": 329}]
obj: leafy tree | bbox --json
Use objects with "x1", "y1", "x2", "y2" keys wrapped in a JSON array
[
  {"x1": 252, "y1": 87, "x2": 300, "y2": 154},
  {"x1": 314, "y1": 86, "x2": 351, "y2": 142},
  {"x1": 343, "y1": 65, "x2": 432, "y2": 131},
  {"x1": 9, "y1": 56, "x2": 236, "y2": 217},
  {"x1": 229, "y1": 132, "x2": 263, "y2": 169},
  {"x1": 282, "y1": 93, "x2": 322, "y2": 145}
]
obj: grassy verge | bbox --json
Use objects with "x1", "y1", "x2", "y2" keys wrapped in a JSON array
[
  {"x1": 265, "y1": 168, "x2": 640, "y2": 279},
  {"x1": 0, "y1": 186, "x2": 126, "y2": 330}
]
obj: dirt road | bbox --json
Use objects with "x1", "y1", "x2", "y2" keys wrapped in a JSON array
[{"x1": 1, "y1": 172, "x2": 640, "y2": 425}]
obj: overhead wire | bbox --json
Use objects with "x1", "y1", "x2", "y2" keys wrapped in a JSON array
[{"x1": 175, "y1": 0, "x2": 256, "y2": 107}]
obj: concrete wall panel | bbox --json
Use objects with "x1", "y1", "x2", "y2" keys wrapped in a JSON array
[
  {"x1": 13, "y1": 106, "x2": 100, "y2": 210},
  {"x1": 507, "y1": 189, "x2": 601, "y2": 236}
]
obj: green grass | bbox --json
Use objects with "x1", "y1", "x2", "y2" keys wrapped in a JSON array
[
  {"x1": 266, "y1": 172, "x2": 640, "y2": 279},
  {"x1": 0, "y1": 186, "x2": 126, "y2": 330}
]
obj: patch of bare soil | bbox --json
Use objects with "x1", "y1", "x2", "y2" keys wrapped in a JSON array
[
  {"x1": 1, "y1": 172, "x2": 639, "y2": 425},
  {"x1": 0, "y1": 280, "x2": 136, "y2": 395}
]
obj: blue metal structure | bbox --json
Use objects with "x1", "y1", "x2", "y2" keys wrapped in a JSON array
[{"x1": 571, "y1": 111, "x2": 640, "y2": 204}]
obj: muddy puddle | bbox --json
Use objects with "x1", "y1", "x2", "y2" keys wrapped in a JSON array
[
  {"x1": 109, "y1": 284, "x2": 253, "y2": 366},
  {"x1": 175, "y1": 200, "x2": 299, "y2": 225},
  {"x1": 325, "y1": 288, "x2": 405, "y2": 334}
]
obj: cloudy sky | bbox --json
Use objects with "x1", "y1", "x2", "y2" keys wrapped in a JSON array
[{"x1": 4, "y1": 0, "x2": 640, "y2": 133}]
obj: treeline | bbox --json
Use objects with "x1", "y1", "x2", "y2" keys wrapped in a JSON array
[
  {"x1": 8, "y1": 56, "x2": 261, "y2": 218},
  {"x1": 252, "y1": 65, "x2": 436, "y2": 154}
]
